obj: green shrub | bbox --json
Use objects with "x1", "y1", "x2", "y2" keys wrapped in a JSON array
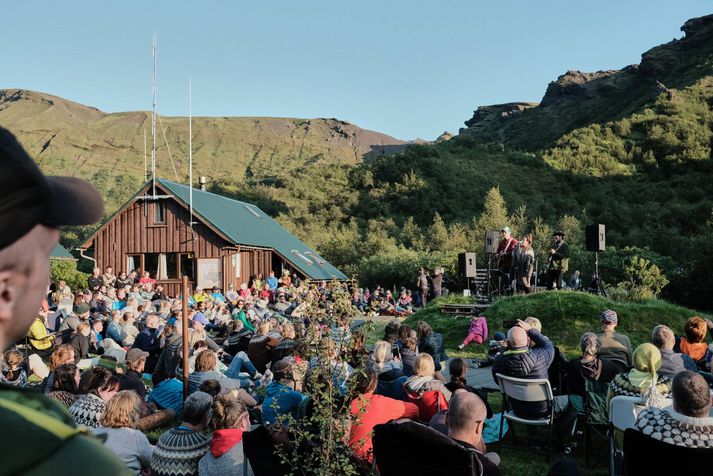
[{"x1": 50, "y1": 259, "x2": 89, "y2": 292}]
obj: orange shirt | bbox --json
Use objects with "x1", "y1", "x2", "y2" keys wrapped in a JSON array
[
  {"x1": 680, "y1": 337, "x2": 707, "y2": 361},
  {"x1": 349, "y1": 392, "x2": 419, "y2": 462}
]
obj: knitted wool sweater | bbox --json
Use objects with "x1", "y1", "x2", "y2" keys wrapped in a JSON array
[
  {"x1": 47, "y1": 390, "x2": 79, "y2": 408},
  {"x1": 151, "y1": 427, "x2": 210, "y2": 476},
  {"x1": 68, "y1": 393, "x2": 107, "y2": 429},
  {"x1": 607, "y1": 372, "x2": 672, "y2": 407},
  {"x1": 635, "y1": 407, "x2": 713, "y2": 449}
]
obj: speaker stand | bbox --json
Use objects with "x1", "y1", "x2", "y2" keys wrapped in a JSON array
[{"x1": 591, "y1": 251, "x2": 608, "y2": 298}]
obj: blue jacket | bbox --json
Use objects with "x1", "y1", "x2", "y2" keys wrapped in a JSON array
[
  {"x1": 148, "y1": 378, "x2": 184, "y2": 416},
  {"x1": 492, "y1": 329, "x2": 554, "y2": 419},
  {"x1": 106, "y1": 321, "x2": 123, "y2": 345},
  {"x1": 261, "y1": 382, "x2": 305, "y2": 425}
]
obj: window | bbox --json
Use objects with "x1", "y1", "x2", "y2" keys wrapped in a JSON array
[
  {"x1": 144, "y1": 253, "x2": 159, "y2": 278},
  {"x1": 154, "y1": 201, "x2": 166, "y2": 224},
  {"x1": 126, "y1": 255, "x2": 139, "y2": 273},
  {"x1": 180, "y1": 253, "x2": 195, "y2": 280},
  {"x1": 166, "y1": 253, "x2": 178, "y2": 278}
]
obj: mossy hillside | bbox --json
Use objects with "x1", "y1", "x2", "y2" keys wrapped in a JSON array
[{"x1": 404, "y1": 292, "x2": 710, "y2": 359}]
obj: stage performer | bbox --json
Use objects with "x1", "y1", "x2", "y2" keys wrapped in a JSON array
[
  {"x1": 511, "y1": 233, "x2": 535, "y2": 293},
  {"x1": 546, "y1": 231, "x2": 569, "y2": 290},
  {"x1": 496, "y1": 226, "x2": 518, "y2": 296}
]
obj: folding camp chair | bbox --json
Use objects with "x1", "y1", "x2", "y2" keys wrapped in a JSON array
[
  {"x1": 581, "y1": 378, "x2": 609, "y2": 468},
  {"x1": 496, "y1": 373, "x2": 556, "y2": 455},
  {"x1": 607, "y1": 395, "x2": 642, "y2": 476}
]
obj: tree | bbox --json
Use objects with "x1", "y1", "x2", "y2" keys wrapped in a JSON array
[{"x1": 426, "y1": 213, "x2": 449, "y2": 252}]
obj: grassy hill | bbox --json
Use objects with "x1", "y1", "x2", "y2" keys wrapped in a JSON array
[
  {"x1": 0, "y1": 88, "x2": 411, "y2": 214},
  {"x1": 405, "y1": 292, "x2": 710, "y2": 360}
]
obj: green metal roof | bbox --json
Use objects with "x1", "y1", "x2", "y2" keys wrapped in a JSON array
[
  {"x1": 51, "y1": 243, "x2": 75, "y2": 260},
  {"x1": 157, "y1": 179, "x2": 348, "y2": 281}
]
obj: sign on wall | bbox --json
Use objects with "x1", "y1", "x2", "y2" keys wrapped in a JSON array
[{"x1": 197, "y1": 258, "x2": 222, "y2": 290}]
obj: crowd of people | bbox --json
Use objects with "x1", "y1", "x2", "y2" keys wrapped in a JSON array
[
  {"x1": 486, "y1": 309, "x2": 713, "y2": 471},
  {"x1": 1, "y1": 127, "x2": 712, "y2": 476}
]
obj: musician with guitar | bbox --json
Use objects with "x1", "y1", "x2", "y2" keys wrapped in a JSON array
[
  {"x1": 496, "y1": 226, "x2": 518, "y2": 296},
  {"x1": 546, "y1": 231, "x2": 570, "y2": 290}
]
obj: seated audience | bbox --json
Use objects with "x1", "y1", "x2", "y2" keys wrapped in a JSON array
[
  {"x1": 608, "y1": 343, "x2": 673, "y2": 408},
  {"x1": 188, "y1": 351, "x2": 256, "y2": 404},
  {"x1": 69, "y1": 321, "x2": 91, "y2": 364},
  {"x1": 635, "y1": 371, "x2": 713, "y2": 448},
  {"x1": 198, "y1": 393, "x2": 253, "y2": 475},
  {"x1": 69, "y1": 367, "x2": 120, "y2": 428},
  {"x1": 416, "y1": 321, "x2": 447, "y2": 381},
  {"x1": 446, "y1": 391, "x2": 502, "y2": 476},
  {"x1": 565, "y1": 333, "x2": 618, "y2": 410},
  {"x1": 678, "y1": 316, "x2": 709, "y2": 365},
  {"x1": 445, "y1": 358, "x2": 493, "y2": 418},
  {"x1": 261, "y1": 358, "x2": 306, "y2": 425},
  {"x1": 148, "y1": 371, "x2": 184, "y2": 417},
  {"x1": 492, "y1": 319, "x2": 554, "y2": 419},
  {"x1": 651, "y1": 325, "x2": 697, "y2": 378},
  {"x1": 118, "y1": 348, "x2": 149, "y2": 399},
  {"x1": 46, "y1": 363, "x2": 80, "y2": 408},
  {"x1": 597, "y1": 309, "x2": 633, "y2": 374},
  {"x1": 349, "y1": 367, "x2": 419, "y2": 462},
  {"x1": 152, "y1": 392, "x2": 212, "y2": 476},
  {"x1": 458, "y1": 313, "x2": 488, "y2": 350},
  {"x1": 404, "y1": 353, "x2": 452, "y2": 421},
  {"x1": 94, "y1": 390, "x2": 153, "y2": 473}
]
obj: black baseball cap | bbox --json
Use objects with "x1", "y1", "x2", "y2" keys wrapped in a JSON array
[{"x1": 0, "y1": 127, "x2": 104, "y2": 250}]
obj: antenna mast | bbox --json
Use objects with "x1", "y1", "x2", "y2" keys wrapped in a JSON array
[
  {"x1": 143, "y1": 128, "x2": 147, "y2": 182},
  {"x1": 151, "y1": 33, "x2": 157, "y2": 196},
  {"x1": 189, "y1": 78, "x2": 194, "y2": 229}
]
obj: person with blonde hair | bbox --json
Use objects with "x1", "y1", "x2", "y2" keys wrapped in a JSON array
[
  {"x1": 94, "y1": 390, "x2": 153, "y2": 474},
  {"x1": 187, "y1": 351, "x2": 256, "y2": 407},
  {"x1": 404, "y1": 353, "x2": 452, "y2": 402},
  {"x1": 199, "y1": 394, "x2": 253, "y2": 474}
]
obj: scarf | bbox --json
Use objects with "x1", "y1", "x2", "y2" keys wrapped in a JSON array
[
  {"x1": 628, "y1": 343, "x2": 664, "y2": 407},
  {"x1": 579, "y1": 357, "x2": 602, "y2": 381},
  {"x1": 210, "y1": 428, "x2": 244, "y2": 457}
]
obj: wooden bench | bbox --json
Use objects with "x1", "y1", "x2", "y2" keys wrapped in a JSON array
[{"x1": 439, "y1": 302, "x2": 491, "y2": 317}]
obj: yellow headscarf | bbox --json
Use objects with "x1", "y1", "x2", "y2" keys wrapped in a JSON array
[{"x1": 628, "y1": 343, "x2": 664, "y2": 407}]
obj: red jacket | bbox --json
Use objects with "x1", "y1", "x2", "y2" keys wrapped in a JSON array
[{"x1": 349, "y1": 392, "x2": 419, "y2": 462}]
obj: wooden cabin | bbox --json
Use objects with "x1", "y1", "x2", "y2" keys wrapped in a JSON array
[{"x1": 80, "y1": 179, "x2": 347, "y2": 296}]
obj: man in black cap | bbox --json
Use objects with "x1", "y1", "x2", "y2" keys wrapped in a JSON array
[
  {"x1": 0, "y1": 127, "x2": 128, "y2": 473},
  {"x1": 546, "y1": 231, "x2": 570, "y2": 290}
]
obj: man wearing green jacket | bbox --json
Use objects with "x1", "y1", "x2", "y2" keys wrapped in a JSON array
[{"x1": 0, "y1": 126, "x2": 130, "y2": 475}]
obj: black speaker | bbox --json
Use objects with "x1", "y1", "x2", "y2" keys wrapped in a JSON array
[
  {"x1": 484, "y1": 230, "x2": 500, "y2": 254},
  {"x1": 458, "y1": 252, "x2": 477, "y2": 278},
  {"x1": 585, "y1": 224, "x2": 606, "y2": 252}
]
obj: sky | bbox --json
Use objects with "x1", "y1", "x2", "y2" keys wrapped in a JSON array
[{"x1": 1, "y1": 1, "x2": 710, "y2": 140}]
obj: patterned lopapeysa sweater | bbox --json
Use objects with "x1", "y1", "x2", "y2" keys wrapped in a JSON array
[
  {"x1": 606, "y1": 372, "x2": 673, "y2": 408},
  {"x1": 636, "y1": 407, "x2": 713, "y2": 449},
  {"x1": 152, "y1": 427, "x2": 210, "y2": 476}
]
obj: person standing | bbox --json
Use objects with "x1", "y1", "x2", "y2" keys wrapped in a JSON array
[
  {"x1": 511, "y1": 233, "x2": 535, "y2": 294},
  {"x1": 432, "y1": 267, "x2": 444, "y2": 298},
  {"x1": 546, "y1": 231, "x2": 569, "y2": 290},
  {"x1": 496, "y1": 226, "x2": 518, "y2": 296},
  {"x1": 416, "y1": 267, "x2": 429, "y2": 308},
  {"x1": 0, "y1": 126, "x2": 128, "y2": 474}
]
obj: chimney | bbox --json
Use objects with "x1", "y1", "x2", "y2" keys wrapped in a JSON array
[{"x1": 199, "y1": 176, "x2": 207, "y2": 191}]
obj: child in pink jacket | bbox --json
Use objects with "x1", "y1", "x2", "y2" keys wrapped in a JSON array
[{"x1": 458, "y1": 315, "x2": 488, "y2": 350}]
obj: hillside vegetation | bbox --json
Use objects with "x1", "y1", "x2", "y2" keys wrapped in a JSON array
[{"x1": 2, "y1": 15, "x2": 713, "y2": 309}]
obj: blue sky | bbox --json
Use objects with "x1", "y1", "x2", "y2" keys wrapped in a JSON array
[{"x1": 1, "y1": 1, "x2": 709, "y2": 140}]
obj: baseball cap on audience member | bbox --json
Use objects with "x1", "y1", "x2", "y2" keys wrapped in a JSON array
[
  {"x1": 193, "y1": 313, "x2": 209, "y2": 326},
  {"x1": 0, "y1": 127, "x2": 104, "y2": 250},
  {"x1": 601, "y1": 309, "x2": 618, "y2": 325},
  {"x1": 75, "y1": 303, "x2": 91, "y2": 317}
]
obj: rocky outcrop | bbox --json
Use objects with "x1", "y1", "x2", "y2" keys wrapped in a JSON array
[
  {"x1": 435, "y1": 131, "x2": 454, "y2": 142},
  {"x1": 540, "y1": 70, "x2": 619, "y2": 105},
  {"x1": 463, "y1": 102, "x2": 538, "y2": 129}
]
